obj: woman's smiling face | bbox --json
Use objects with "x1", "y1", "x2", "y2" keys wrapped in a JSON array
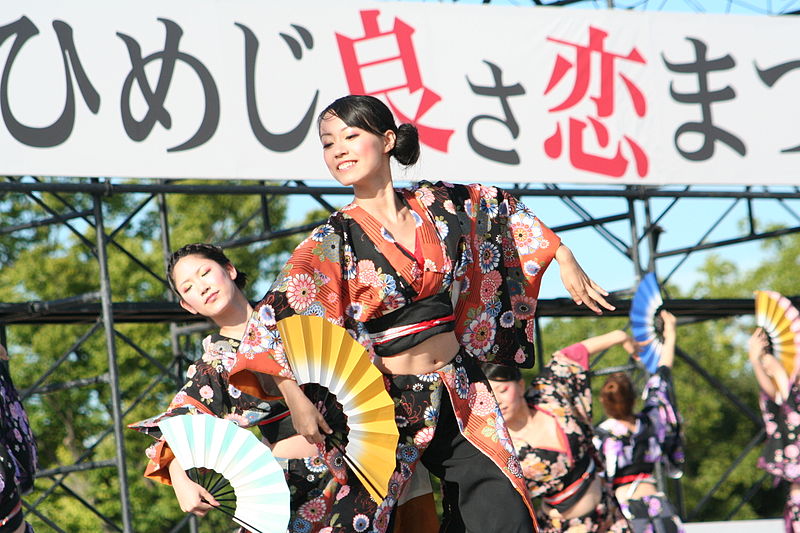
[{"x1": 319, "y1": 113, "x2": 395, "y2": 188}]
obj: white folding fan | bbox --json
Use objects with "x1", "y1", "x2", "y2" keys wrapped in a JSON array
[
  {"x1": 158, "y1": 414, "x2": 290, "y2": 533},
  {"x1": 276, "y1": 314, "x2": 399, "y2": 503}
]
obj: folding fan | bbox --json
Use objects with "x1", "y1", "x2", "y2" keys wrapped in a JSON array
[
  {"x1": 630, "y1": 272, "x2": 664, "y2": 374},
  {"x1": 276, "y1": 314, "x2": 399, "y2": 503},
  {"x1": 754, "y1": 290, "x2": 800, "y2": 382},
  {"x1": 158, "y1": 414, "x2": 290, "y2": 533}
]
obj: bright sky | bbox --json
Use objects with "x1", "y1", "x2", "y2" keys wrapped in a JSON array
[{"x1": 287, "y1": 0, "x2": 799, "y2": 301}]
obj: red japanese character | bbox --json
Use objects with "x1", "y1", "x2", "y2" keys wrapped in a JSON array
[
  {"x1": 336, "y1": 10, "x2": 454, "y2": 152},
  {"x1": 544, "y1": 26, "x2": 648, "y2": 178}
]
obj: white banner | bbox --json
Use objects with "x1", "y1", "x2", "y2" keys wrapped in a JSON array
[{"x1": 1, "y1": 0, "x2": 798, "y2": 184}]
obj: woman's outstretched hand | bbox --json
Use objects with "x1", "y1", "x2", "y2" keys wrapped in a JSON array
[
  {"x1": 621, "y1": 333, "x2": 643, "y2": 357},
  {"x1": 555, "y1": 244, "x2": 615, "y2": 315}
]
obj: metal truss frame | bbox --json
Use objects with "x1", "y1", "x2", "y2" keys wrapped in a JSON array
[{"x1": 1, "y1": 176, "x2": 798, "y2": 531}]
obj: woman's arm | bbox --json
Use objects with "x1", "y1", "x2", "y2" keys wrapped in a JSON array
[
  {"x1": 558, "y1": 329, "x2": 635, "y2": 370},
  {"x1": 274, "y1": 376, "x2": 332, "y2": 444},
  {"x1": 555, "y1": 243, "x2": 615, "y2": 315},
  {"x1": 749, "y1": 328, "x2": 778, "y2": 400},
  {"x1": 578, "y1": 329, "x2": 632, "y2": 357},
  {"x1": 659, "y1": 310, "x2": 677, "y2": 369}
]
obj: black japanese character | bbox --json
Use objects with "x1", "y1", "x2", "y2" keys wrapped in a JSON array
[
  {"x1": 0, "y1": 16, "x2": 99, "y2": 148},
  {"x1": 117, "y1": 18, "x2": 219, "y2": 152},
  {"x1": 663, "y1": 38, "x2": 746, "y2": 162},
  {"x1": 756, "y1": 59, "x2": 800, "y2": 153},
  {"x1": 236, "y1": 23, "x2": 319, "y2": 153},
  {"x1": 465, "y1": 60, "x2": 525, "y2": 165}
]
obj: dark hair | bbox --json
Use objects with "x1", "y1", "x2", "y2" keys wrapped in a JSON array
[
  {"x1": 317, "y1": 94, "x2": 420, "y2": 166},
  {"x1": 167, "y1": 243, "x2": 248, "y2": 296},
  {"x1": 600, "y1": 372, "x2": 636, "y2": 420},
  {"x1": 481, "y1": 362, "x2": 522, "y2": 382}
]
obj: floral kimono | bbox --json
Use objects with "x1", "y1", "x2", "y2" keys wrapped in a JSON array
[
  {"x1": 523, "y1": 346, "x2": 628, "y2": 533},
  {"x1": 131, "y1": 333, "x2": 442, "y2": 533},
  {"x1": 595, "y1": 367, "x2": 684, "y2": 533},
  {"x1": 230, "y1": 180, "x2": 561, "y2": 533},
  {"x1": 128, "y1": 334, "x2": 286, "y2": 483},
  {"x1": 0, "y1": 361, "x2": 38, "y2": 533},
  {"x1": 129, "y1": 335, "x2": 341, "y2": 533},
  {"x1": 758, "y1": 381, "x2": 800, "y2": 532}
]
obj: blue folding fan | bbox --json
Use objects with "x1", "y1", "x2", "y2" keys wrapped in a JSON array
[
  {"x1": 158, "y1": 414, "x2": 290, "y2": 533},
  {"x1": 630, "y1": 272, "x2": 664, "y2": 373}
]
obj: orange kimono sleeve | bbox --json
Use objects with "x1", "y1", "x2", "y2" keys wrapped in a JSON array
[
  {"x1": 142, "y1": 440, "x2": 176, "y2": 486},
  {"x1": 230, "y1": 223, "x2": 349, "y2": 400}
]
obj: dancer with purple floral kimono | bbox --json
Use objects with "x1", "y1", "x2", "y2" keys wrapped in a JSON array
[
  {"x1": 595, "y1": 311, "x2": 685, "y2": 533},
  {"x1": 750, "y1": 327, "x2": 800, "y2": 533},
  {"x1": 0, "y1": 344, "x2": 37, "y2": 533}
]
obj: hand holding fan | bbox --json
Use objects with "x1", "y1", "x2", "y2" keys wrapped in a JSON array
[
  {"x1": 754, "y1": 290, "x2": 800, "y2": 383},
  {"x1": 276, "y1": 315, "x2": 399, "y2": 503},
  {"x1": 630, "y1": 272, "x2": 664, "y2": 374},
  {"x1": 158, "y1": 414, "x2": 290, "y2": 533}
]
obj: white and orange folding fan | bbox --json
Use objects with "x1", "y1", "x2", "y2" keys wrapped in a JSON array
[
  {"x1": 158, "y1": 414, "x2": 290, "y2": 533},
  {"x1": 276, "y1": 315, "x2": 399, "y2": 503},
  {"x1": 754, "y1": 290, "x2": 800, "y2": 384}
]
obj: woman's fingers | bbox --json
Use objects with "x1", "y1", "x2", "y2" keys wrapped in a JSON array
[
  {"x1": 581, "y1": 292, "x2": 602, "y2": 314},
  {"x1": 570, "y1": 281, "x2": 614, "y2": 314},
  {"x1": 184, "y1": 496, "x2": 212, "y2": 516},
  {"x1": 590, "y1": 279, "x2": 610, "y2": 297},
  {"x1": 317, "y1": 413, "x2": 333, "y2": 435},
  {"x1": 587, "y1": 287, "x2": 615, "y2": 312},
  {"x1": 660, "y1": 309, "x2": 677, "y2": 329},
  {"x1": 304, "y1": 428, "x2": 324, "y2": 445},
  {"x1": 199, "y1": 488, "x2": 218, "y2": 508}
]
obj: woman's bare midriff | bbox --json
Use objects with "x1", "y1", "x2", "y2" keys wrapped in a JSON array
[
  {"x1": 373, "y1": 331, "x2": 460, "y2": 375},
  {"x1": 615, "y1": 479, "x2": 658, "y2": 502},
  {"x1": 541, "y1": 476, "x2": 602, "y2": 520}
]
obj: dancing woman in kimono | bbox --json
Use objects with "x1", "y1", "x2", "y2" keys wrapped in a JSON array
[
  {"x1": 228, "y1": 94, "x2": 614, "y2": 533},
  {"x1": 128, "y1": 243, "x2": 337, "y2": 532},
  {"x1": 484, "y1": 332, "x2": 633, "y2": 533},
  {"x1": 749, "y1": 327, "x2": 800, "y2": 532},
  {"x1": 129, "y1": 243, "x2": 438, "y2": 533},
  {"x1": 595, "y1": 311, "x2": 685, "y2": 533},
  {"x1": 0, "y1": 344, "x2": 37, "y2": 533}
]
